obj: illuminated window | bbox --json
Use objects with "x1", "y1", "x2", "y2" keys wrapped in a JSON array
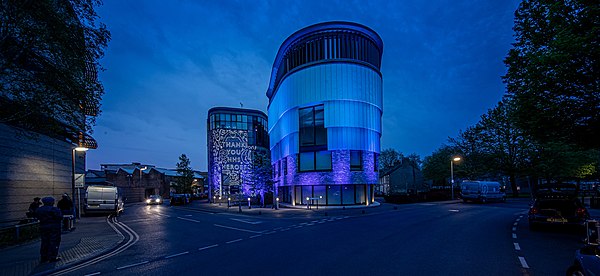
[
  {"x1": 299, "y1": 105, "x2": 326, "y2": 151},
  {"x1": 350, "y1": 151, "x2": 362, "y2": 171},
  {"x1": 299, "y1": 151, "x2": 331, "y2": 172}
]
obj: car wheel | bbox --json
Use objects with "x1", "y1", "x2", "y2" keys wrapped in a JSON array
[
  {"x1": 567, "y1": 265, "x2": 585, "y2": 276},
  {"x1": 529, "y1": 222, "x2": 538, "y2": 231}
]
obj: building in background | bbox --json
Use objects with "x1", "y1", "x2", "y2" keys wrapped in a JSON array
[
  {"x1": 207, "y1": 107, "x2": 269, "y2": 200},
  {"x1": 85, "y1": 162, "x2": 205, "y2": 202},
  {"x1": 267, "y1": 21, "x2": 384, "y2": 206},
  {"x1": 377, "y1": 158, "x2": 426, "y2": 196}
]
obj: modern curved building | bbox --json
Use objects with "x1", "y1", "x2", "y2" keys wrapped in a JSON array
[
  {"x1": 267, "y1": 21, "x2": 383, "y2": 206},
  {"x1": 207, "y1": 107, "x2": 269, "y2": 199}
]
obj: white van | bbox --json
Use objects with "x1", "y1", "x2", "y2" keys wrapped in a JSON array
[
  {"x1": 460, "y1": 181, "x2": 506, "y2": 203},
  {"x1": 84, "y1": 185, "x2": 124, "y2": 214}
]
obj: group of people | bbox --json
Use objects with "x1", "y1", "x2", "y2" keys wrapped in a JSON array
[{"x1": 26, "y1": 193, "x2": 74, "y2": 263}]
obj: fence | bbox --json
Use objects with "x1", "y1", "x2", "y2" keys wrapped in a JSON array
[{"x1": 0, "y1": 219, "x2": 39, "y2": 247}]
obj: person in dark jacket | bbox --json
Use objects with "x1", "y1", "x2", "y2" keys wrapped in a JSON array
[
  {"x1": 27, "y1": 197, "x2": 42, "y2": 218},
  {"x1": 36, "y1": 197, "x2": 62, "y2": 263},
  {"x1": 57, "y1": 193, "x2": 73, "y2": 230}
]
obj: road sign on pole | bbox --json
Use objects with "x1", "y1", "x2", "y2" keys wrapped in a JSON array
[{"x1": 74, "y1": 173, "x2": 85, "y2": 188}]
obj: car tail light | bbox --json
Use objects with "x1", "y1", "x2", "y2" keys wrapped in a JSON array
[
  {"x1": 529, "y1": 207, "x2": 538, "y2": 215},
  {"x1": 577, "y1": 208, "x2": 586, "y2": 217}
]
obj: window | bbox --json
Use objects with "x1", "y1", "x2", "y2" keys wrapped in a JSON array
[
  {"x1": 374, "y1": 153, "x2": 379, "y2": 171},
  {"x1": 299, "y1": 151, "x2": 331, "y2": 172},
  {"x1": 283, "y1": 157, "x2": 287, "y2": 175},
  {"x1": 342, "y1": 185, "x2": 355, "y2": 205},
  {"x1": 327, "y1": 185, "x2": 341, "y2": 205},
  {"x1": 350, "y1": 150, "x2": 362, "y2": 171},
  {"x1": 299, "y1": 105, "x2": 326, "y2": 151}
]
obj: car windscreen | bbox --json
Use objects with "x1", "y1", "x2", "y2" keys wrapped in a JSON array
[
  {"x1": 462, "y1": 183, "x2": 479, "y2": 191},
  {"x1": 536, "y1": 200, "x2": 578, "y2": 212}
]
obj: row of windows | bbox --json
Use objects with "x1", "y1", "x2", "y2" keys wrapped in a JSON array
[
  {"x1": 272, "y1": 150, "x2": 378, "y2": 176},
  {"x1": 273, "y1": 32, "x2": 382, "y2": 94},
  {"x1": 278, "y1": 184, "x2": 375, "y2": 205},
  {"x1": 209, "y1": 113, "x2": 268, "y2": 131}
]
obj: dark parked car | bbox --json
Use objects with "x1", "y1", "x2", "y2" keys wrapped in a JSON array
[
  {"x1": 170, "y1": 194, "x2": 186, "y2": 206},
  {"x1": 567, "y1": 244, "x2": 600, "y2": 275},
  {"x1": 528, "y1": 192, "x2": 589, "y2": 230}
]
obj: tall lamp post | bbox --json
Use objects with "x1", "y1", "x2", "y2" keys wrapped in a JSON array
[
  {"x1": 450, "y1": 157, "x2": 461, "y2": 200},
  {"x1": 72, "y1": 146, "x2": 89, "y2": 219}
]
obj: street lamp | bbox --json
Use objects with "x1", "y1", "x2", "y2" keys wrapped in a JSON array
[
  {"x1": 276, "y1": 197, "x2": 279, "y2": 210},
  {"x1": 248, "y1": 197, "x2": 251, "y2": 209},
  {"x1": 228, "y1": 197, "x2": 231, "y2": 208},
  {"x1": 451, "y1": 157, "x2": 461, "y2": 200},
  {"x1": 72, "y1": 146, "x2": 88, "y2": 220}
]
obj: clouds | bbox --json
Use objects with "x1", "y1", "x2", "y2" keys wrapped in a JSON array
[{"x1": 89, "y1": 0, "x2": 521, "y2": 170}]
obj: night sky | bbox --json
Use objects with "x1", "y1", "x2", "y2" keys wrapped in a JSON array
[{"x1": 90, "y1": 0, "x2": 521, "y2": 171}]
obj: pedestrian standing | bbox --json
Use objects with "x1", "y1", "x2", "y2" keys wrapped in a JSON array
[
  {"x1": 27, "y1": 197, "x2": 42, "y2": 218},
  {"x1": 57, "y1": 193, "x2": 73, "y2": 230},
  {"x1": 36, "y1": 197, "x2": 62, "y2": 263}
]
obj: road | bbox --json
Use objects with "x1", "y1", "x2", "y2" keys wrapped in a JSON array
[{"x1": 56, "y1": 199, "x2": 589, "y2": 276}]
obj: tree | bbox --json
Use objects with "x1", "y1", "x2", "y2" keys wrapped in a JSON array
[
  {"x1": 379, "y1": 148, "x2": 403, "y2": 172},
  {"x1": 175, "y1": 154, "x2": 195, "y2": 194},
  {"x1": 0, "y1": 0, "x2": 110, "y2": 137},
  {"x1": 422, "y1": 145, "x2": 458, "y2": 188},
  {"x1": 503, "y1": 0, "x2": 600, "y2": 150},
  {"x1": 248, "y1": 150, "x2": 273, "y2": 206}
]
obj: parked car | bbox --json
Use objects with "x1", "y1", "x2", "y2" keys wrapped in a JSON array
[
  {"x1": 84, "y1": 185, "x2": 124, "y2": 215},
  {"x1": 170, "y1": 194, "x2": 186, "y2": 206},
  {"x1": 567, "y1": 244, "x2": 600, "y2": 275},
  {"x1": 528, "y1": 192, "x2": 589, "y2": 230},
  {"x1": 460, "y1": 181, "x2": 506, "y2": 203},
  {"x1": 146, "y1": 195, "x2": 162, "y2": 205}
]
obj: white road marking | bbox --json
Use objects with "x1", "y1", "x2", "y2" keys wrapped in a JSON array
[
  {"x1": 512, "y1": 227, "x2": 517, "y2": 231},
  {"x1": 199, "y1": 244, "x2": 219, "y2": 251},
  {"x1": 512, "y1": 233, "x2": 517, "y2": 239},
  {"x1": 449, "y1": 209, "x2": 460, "y2": 212},
  {"x1": 226, "y1": 239, "x2": 243, "y2": 244},
  {"x1": 230, "y1": 218, "x2": 262, "y2": 225},
  {"x1": 116, "y1": 260, "x2": 149, "y2": 270},
  {"x1": 420, "y1": 203, "x2": 435, "y2": 206},
  {"x1": 165, "y1": 251, "x2": 189, "y2": 259},
  {"x1": 249, "y1": 234, "x2": 262, "y2": 238},
  {"x1": 518, "y1": 256, "x2": 530, "y2": 268},
  {"x1": 514, "y1": 243, "x2": 521, "y2": 250},
  {"x1": 264, "y1": 231, "x2": 276, "y2": 234},
  {"x1": 184, "y1": 214, "x2": 192, "y2": 217},
  {"x1": 516, "y1": 218, "x2": 521, "y2": 222},
  {"x1": 84, "y1": 273, "x2": 101, "y2": 276},
  {"x1": 214, "y1": 224, "x2": 263, "y2": 234},
  {"x1": 177, "y1": 217, "x2": 200, "y2": 223},
  {"x1": 280, "y1": 228, "x2": 290, "y2": 231},
  {"x1": 514, "y1": 222, "x2": 518, "y2": 226}
]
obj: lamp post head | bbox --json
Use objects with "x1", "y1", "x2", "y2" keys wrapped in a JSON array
[
  {"x1": 453, "y1": 157, "x2": 461, "y2": 162},
  {"x1": 74, "y1": 147, "x2": 88, "y2": 152}
]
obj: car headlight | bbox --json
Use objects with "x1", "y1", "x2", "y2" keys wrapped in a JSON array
[
  {"x1": 146, "y1": 199, "x2": 151, "y2": 203},
  {"x1": 157, "y1": 199, "x2": 161, "y2": 203}
]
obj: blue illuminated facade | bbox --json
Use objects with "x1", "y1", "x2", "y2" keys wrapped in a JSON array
[
  {"x1": 267, "y1": 22, "x2": 383, "y2": 206},
  {"x1": 207, "y1": 107, "x2": 269, "y2": 200}
]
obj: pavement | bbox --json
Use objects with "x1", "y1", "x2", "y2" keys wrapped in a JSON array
[
  {"x1": 0, "y1": 215, "x2": 122, "y2": 276},
  {"x1": 3, "y1": 196, "x2": 599, "y2": 276}
]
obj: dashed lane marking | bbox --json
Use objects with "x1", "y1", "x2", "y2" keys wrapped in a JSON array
[
  {"x1": 84, "y1": 273, "x2": 101, "y2": 276},
  {"x1": 165, "y1": 251, "x2": 189, "y2": 259},
  {"x1": 249, "y1": 234, "x2": 262, "y2": 238},
  {"x1": 518, "y1": 257, "x2": 530, "y2": 269},
  {"x1": 512, "y1": 233, "x2": 517, "y2": 239},
  {"x1": 198, "y1": 244, "x2": 219, "y2": 251},
  {"x1": 449, "y1": 209, "x2": 460, "y2": 212},
  {"x1": 116, "y1": 260, "x2": 149, "y2": 270},
  {"x1": 514, "y1": 222, "x2": 518, "y2": 226},
  {"x1": 214, "y1": 224, "x2": 264, "y2": 234},
  {"x1": 177, "y1": 217, "x2": 200, "y2": 223},
  {"x1": 514, "y1": 243, "x2": 521, "y2": 250},
  {"x1": 264, "y1": 231, "x2": 276, "y2": 234},
  {"x1": 230, "y1": 218, "x2": 262, "y2": 225},
  {"x1": 226, "y1": 239, "x2": 243, "y2": 244},
  {"x1": 512, "y1": 227, "x2": 517, "y2": 231}
]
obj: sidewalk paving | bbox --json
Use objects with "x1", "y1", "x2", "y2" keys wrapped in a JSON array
[{"x1": 0, "y1": 216, "x2": 122, "y2": 276}]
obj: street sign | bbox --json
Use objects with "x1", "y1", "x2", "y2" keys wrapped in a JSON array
[{"x1": 74, "y1": 173, "x2": 85, "y2": 188}]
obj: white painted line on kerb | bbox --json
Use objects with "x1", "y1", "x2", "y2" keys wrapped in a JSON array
[
  {"x1": 165, "y1": 251, "x2": 189, "y2": 259},
  {"x1": 518, "y1": 257, "x2": 530, "y2": 268},
  {"x1": 84, "y1": 272, "x2": 101, "y2": 276},
  {"x1": 512, "y1": 233, "x2": 517, "y2": 239},
  {"x1": 177, "y1": 217, "x2": 200, "y2": 223},
  {"x1": 512, "y1": 227, "x2": 517, "y2": 231},
  {"x1": 214, "y1": 224, "x2": 263, "y2": 234},
  {"x1": 116, "y1": 260, "x2": 149, "y2": 270},
  {"x1": 264, "y1": 231, "x2": 277, "y2": 234},
  {"x1": 514, "y1": 243, "x2": 521, "y2": 250},
  {"x1": 449, "y1": 209, "x2": 460, "y2": 212},
  {"x1": 226, "y1": 239, "x2": 243, "y2": 244},
  {"x1": 516, "y1": 218, "x2": 521, "y2": 222},
  {"x1": 198, "y1": 244, "x2": 219, "y2": 251},
  {"x1": 514, "y1": 222, "x2": 518, "y2": 226}
]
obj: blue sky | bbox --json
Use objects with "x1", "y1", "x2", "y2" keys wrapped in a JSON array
[{"x1": 89, "y1": 0, "x2": 521, "y2": 171}]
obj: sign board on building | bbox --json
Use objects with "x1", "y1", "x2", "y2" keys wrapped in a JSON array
[{"x1": 74, "y1": 173, "x2": 85, "y2": 188}]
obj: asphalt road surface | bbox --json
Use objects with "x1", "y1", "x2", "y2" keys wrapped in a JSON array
[{"x1": 57, "y1": 199, "x2": 589, "y2": 276}]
